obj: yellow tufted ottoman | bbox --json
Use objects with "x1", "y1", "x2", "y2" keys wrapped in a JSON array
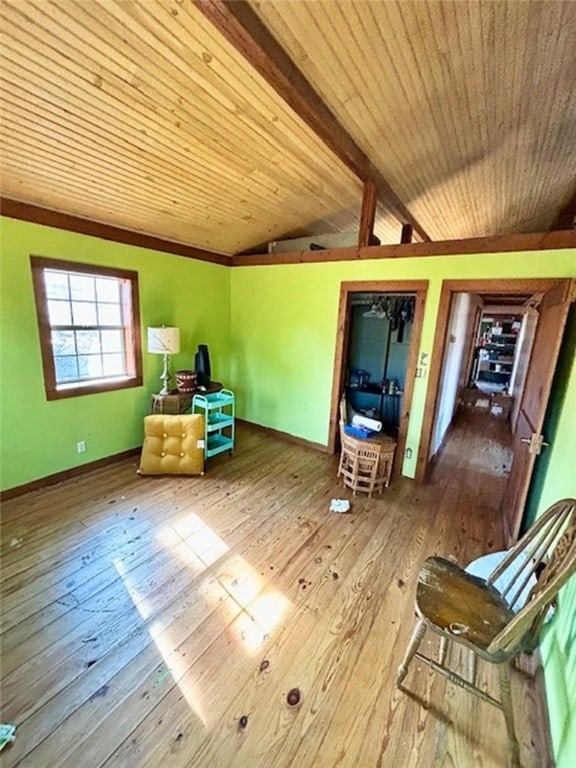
[{"x1": 138, "y1": 414, "x2": 205, "y2": 476}]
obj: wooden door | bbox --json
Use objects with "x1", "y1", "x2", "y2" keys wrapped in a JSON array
[
  {"x1": 463, "y1": 302, "x2": 482, "y2": 386},
  {"x1": 502, "y1": 280, "x2": 574, "y2": 544}
]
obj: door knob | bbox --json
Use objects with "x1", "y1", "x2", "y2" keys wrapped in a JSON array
[{"x1": 521, "y1": 434, "x2": 549, "y2": 455}]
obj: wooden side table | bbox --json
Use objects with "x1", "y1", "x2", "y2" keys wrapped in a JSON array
[
  {"x1": 151, "y1": 391, "x2": 192, "y2": 415},
  {"x1": 151, "y1": 381, "x2": 223, "y2": 415},
  {"x1": 338, "y1": 428, "x2": 397, "y2": 496}
]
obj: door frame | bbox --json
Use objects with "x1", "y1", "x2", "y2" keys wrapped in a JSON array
[
  {"x1": 415, "y1": 277, "x2": 571, "y2": 483},
  {"x1": 328, "y1": 280, "x2": 428, "y2": 476}
]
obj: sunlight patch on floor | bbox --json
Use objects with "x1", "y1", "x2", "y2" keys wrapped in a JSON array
[
  {"x1": 148, "y1": 621, "x2": 208, "y2": 726},
  {"x1": 113, "y1": 555, "x2": 155, "y2": 620},
  {"x1": 159, "y1": 514, "x2": 230, "y2": 568},
  {"x1": 113, "y1": 512, "x2": 292, "y2": 727},
  {"x1": 113, "y1": 557, "x2": 208, "y2": 726},
  {"x1": 162, "y1": 514, "x2": 292, "y2": 656},
  {"x1": 233, "y1": 589, "x2": 292, "y2": 653}
]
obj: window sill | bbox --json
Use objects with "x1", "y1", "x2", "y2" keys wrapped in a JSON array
[{"x1": 46, "y1": 375, "x2": 143, "y2": 400}]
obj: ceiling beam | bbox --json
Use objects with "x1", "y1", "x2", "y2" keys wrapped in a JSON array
[
  {"x1": 232, "y1": 230, "x2": 576, "y2": 267},
  {"x1": 194, "y1": 0, "x2": 430, "y2": 243},
  {"x1": 400, "y1": 224, "x2": 414, "y2": 244},
  {"x1": 358, "y1": 181, "x2": 378, "y2": 247},
  {"x1": 552, "y1": 186, "x2": 576, "y2": 230},
  {"x1": 0, "y1": 199, "x2": 231, "y2": 265}
]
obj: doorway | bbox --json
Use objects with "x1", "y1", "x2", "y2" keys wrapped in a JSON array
[
  {"x1": 329, "y1": 280, "x2": 428, "y2": 476},
  {"x1": 429, "y1": 292, "x2": 535, "y2": 462},
  {"x1": 346, "y1": 292, "x2": 416, "y2": 434},
  {"x1": 417, "y1": 278, "x2": 573, "y2": 543}
]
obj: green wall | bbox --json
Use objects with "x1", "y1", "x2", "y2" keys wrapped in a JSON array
[
  {"x1": 529, "y1": 312, "x2": 576, "y2": 768},
  {"x1": 0, "y1": 217, "x2": 230, "y2": 491},
  {"x1": 230, "y1": 250, "x2": 576, "y2": 475}
]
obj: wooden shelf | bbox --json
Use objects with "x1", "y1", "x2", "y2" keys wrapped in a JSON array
[{"x1": 472, "y1": 313, "x2": 521, "y2": 393}]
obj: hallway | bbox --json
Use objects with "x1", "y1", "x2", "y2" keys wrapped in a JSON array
[{"x1": 434, "y1": 406, "x2": 514, "y2": 484}]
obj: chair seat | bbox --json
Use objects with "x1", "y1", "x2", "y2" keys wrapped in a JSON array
[{"x1": 416, "y1": 556, "x2": 515, "y2": 651}]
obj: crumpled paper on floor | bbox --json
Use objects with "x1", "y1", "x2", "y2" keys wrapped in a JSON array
[{"x1": 330, "y1": 499, "x2": 351, "y2": 514}]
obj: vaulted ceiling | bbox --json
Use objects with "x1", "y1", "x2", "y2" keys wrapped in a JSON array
[{"x1": 1, "y1": 0, "x2": 575, "y2": 258}]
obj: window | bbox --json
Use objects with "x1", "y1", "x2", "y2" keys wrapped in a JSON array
[{"x1": 30, "y1": 256, "x2": 142, "y2": 400}]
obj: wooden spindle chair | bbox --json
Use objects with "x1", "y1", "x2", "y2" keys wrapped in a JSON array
[{"x1": 396, "y1": 498, "x2": 576, "y2": 766}]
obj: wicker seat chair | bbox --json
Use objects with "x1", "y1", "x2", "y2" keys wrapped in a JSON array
[{"x1": 396, "y1": 498, "x2": 576, "y2": 766}]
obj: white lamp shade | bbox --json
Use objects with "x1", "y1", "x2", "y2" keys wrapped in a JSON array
[{"x1": 147, "y1": 327, "x2": 180, "y2": 354}]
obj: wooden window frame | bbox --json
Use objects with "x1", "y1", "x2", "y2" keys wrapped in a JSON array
[{"x1": 30, "y1": 256, "x2": 143, "y2": 400}]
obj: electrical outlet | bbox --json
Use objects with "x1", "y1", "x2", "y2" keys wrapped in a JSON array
[{"x1": 77, "y1": 440, "x2": 86, "y2": 453}]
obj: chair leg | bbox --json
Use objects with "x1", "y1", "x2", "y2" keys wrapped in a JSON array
[
  {"x1": 468, "y1": 650, "x2": 477, "y2": 685},
  {"x1": 396, "y1": 618, "x2": 426, "y2": 686},
  {"x1": 498, "y1": 663, "x2": 521, "y2": 766},
  {"x1": 439, "y1": 636, "x2": 448, "y2": 665}
]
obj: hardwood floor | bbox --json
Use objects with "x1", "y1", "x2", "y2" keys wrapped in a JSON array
[{"x1": 0, "y1": 419, "x2": 546, "y2": 767}]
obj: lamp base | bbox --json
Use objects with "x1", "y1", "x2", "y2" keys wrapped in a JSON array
[{"x1": 159, "y1": 353, "x2": 171, "y2": 395}]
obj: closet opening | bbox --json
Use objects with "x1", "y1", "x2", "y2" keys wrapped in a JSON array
[
  {"x1": 329, "y1": 280, "x2": 428, "y2": 478},
  {"x1": 345, "y1": 292, "x2": 417, "y2": 438}
]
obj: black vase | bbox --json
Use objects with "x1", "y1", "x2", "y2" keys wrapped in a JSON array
[{"x1": 195, "y1": 344, "x2": 211, "y2": 386}]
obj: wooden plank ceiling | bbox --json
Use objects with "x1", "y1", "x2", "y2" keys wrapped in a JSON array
[{"x1": 1, "y1": 0, "x2": 575, "y2": 257}]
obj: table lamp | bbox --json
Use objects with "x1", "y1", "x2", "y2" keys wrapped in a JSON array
[{"x1": 147, "y1": 326, "x2": 180, "y2": 394}]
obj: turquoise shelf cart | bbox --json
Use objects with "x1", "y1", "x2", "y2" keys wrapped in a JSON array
[{"x1": 192, "y1": 388, "x2": 235, "y2": 465}]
